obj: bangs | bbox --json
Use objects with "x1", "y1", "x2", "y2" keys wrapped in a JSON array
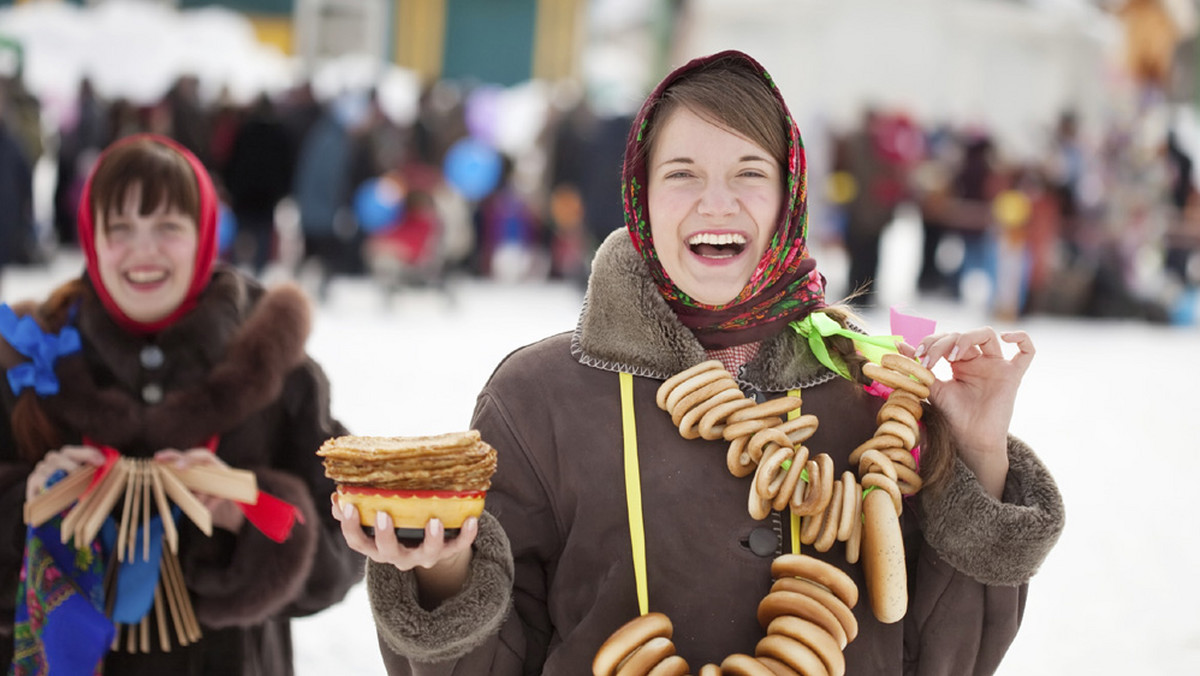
[{"x1": 90, "y1": 138, "x2": 200, "y2": 222}]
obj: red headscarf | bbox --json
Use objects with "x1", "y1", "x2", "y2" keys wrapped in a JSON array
[
  {"x1": 623, "y1": 51, "x2": 826, "y2": 349},
  {"x1": 76, "y1": 134, "x2": 219, "y2": 335}
]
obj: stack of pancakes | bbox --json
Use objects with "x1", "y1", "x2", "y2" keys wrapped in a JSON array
[{"x1": 318, "y1": 430, "x2": 497, "y2": 532}]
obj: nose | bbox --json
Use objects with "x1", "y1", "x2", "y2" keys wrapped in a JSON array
[{"x1": 697, "y1": 180, "x2": 738, "y2": 217}]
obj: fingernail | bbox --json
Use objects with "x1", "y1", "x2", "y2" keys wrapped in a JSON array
[
  {"x1": 914, "y1": 344, "x2": 926, "y2": 358},
  {"x1": 342, "y1": 503, "x2": 355, "y2": 521},
  {"x1": 376, "y1": 511, "x2": 389, "y2": 530},
  {"x1": 948, "y1": 346, "x2": 959, "y2": 361},
  {"x1": 430, "y1": 519, "x2": 443, "y2": 536}
]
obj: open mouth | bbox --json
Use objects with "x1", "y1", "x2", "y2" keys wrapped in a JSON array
[
  {"x1": 124, "y1": 268, "x2": 169, "y2": 286},
  {"x1": 687, "y1": 232, "x2": 747, "y2": 259}
]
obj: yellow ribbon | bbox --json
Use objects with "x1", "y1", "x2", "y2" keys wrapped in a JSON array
[{"x1": 619, "y1": 372, "x2": 650, "y2": 616}]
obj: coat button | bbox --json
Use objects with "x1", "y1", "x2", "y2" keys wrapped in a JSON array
[
  {"x1": 747, "y1": 527, "x2": 778, "y2": 557},
  {"x1": 140, "y1": 345, "x2": 165, "y2": 369},
  {"x1": 142, "y1": 383, "x2": 163, "y2": 404}
]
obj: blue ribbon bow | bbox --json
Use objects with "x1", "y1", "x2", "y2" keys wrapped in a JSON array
[{"x1": 0, "y1": 304, "x2": 81, "y2": 397}]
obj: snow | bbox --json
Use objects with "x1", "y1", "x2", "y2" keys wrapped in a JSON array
[{"x1": 3, "y1": 239, "x2": 1198, "y2": 675}]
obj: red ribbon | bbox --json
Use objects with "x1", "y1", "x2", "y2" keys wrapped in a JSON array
[{"x1": 236, "y1": 492, "x2": 305, "y2": 543}]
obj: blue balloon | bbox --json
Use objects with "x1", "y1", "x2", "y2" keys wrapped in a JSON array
[
  {"x1": 217, "y1": 204, "x2": 237, "y2": 253},
  {"x1": 354, "y1": 176, "x2": 405, "y2": 233},
  {"x1": 443, "y1": 138, "x2": 502, "y2": 201}
]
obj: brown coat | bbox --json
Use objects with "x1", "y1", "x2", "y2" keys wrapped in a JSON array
[
  {"x1": 0, "y1": 267, "x2": 364, "y2": 675},
  {"x1": 367, "y1": 231, "x2": 1065, "y2": 675}
]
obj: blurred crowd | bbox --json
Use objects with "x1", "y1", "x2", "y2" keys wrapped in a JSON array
[
  {"x1": 823, "y1": 102, "x2": 1200, "y2": 324},
  {"x1": 2, "y1": 68, "x2": 1199, "y2": 324}
]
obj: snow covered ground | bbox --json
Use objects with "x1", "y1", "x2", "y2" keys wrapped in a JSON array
[{"x1": 2, "y1": 241, "x2": 1199, "y2": 675}]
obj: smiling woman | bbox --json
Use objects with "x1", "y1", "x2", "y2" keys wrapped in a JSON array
[{"x1": 0, "y1": 133, "x2": 363, "y2": 675}]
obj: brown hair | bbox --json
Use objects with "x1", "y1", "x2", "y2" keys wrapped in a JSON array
[
  {"x1": 88, "y1": 137, "x2": 201, "y2": 229},
  {"x1": 819, "y1": 304, "x2": 956, "y2": 497},
  {"x1": 639, "y1": 54, "x2": 790, "y2": 172}
]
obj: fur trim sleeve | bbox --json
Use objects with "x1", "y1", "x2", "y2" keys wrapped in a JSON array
[
  {"x1": 368, "y1": 511, "x2": 513, "y2": 664},
  {"x1": 184, "y1": 468, "x2": 319, "y2": 628},
  {"x1": 919, "y1": 436, "x2": 1065, "y2": 586}
]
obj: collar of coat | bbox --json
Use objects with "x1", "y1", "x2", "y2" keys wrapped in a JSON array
[
  {"x1": 573, "y1": 229, "x2": 839, "y2": 391},
  {"x1": 2, "y1": 267, "x2": 312, "y2": 453}
]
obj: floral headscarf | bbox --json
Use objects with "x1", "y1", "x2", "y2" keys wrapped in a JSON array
[{"x1": 623, "y1": 50, "x2": 826, "y2": 349}]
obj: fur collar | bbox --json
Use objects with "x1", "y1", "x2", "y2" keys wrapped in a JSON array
[
  {"x1": 12, "y1": 269, "x2": 312, "y2": 453},
  {"x1": 572, "y1": 229, "x2": 837, "y2": 390}
]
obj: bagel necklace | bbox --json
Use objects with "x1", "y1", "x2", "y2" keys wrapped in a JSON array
[{"x1": 594, "y1": 343, "x2": 937, "y2": 676}]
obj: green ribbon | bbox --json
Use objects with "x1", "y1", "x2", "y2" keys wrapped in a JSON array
[{"x1": 789, "y1": 312, "x2": 902, "y2": 381}]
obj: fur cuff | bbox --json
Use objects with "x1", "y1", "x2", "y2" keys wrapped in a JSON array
[
  {"x1": 186, "y1": 468, "x2": 319, "y2": 627},
  {"x1": 368, "y1": 511, "x2": 513, "y2": 663},
  {"x1": 919, "y1": 436, "x2": 1065, "y2": 586}
]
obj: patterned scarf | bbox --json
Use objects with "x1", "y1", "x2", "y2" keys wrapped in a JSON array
[{"x1": 623, "y1": 51, "x2": 826, "y2": 349}]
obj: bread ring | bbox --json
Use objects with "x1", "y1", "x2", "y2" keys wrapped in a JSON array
[
  {"x1": 593, "y1": 612, "x2": 674, "y2": 676},
  {"x1": 876, "y1": 403, "x2": 920, "y2": 434},
  {"x1": 790, "y1": 459, "x2": 822, "y2": 516},
  {"x1": 845, "y1": 505, "x2": 863, "y2": 565},
  {"x1": 813, "y1": 454, "x2": 835, "y2": 513},
  {"x1": 893, "y1": 463, "x2": 924, "y2": 495},
  {"x1": 881, "y1": 352, "x2": 935, "y2": 386},
  {"x1": 678, "y1": 387, "x2": 744, "y2": 440},
  {"x1": 656, "y1": 360, "x2": 722, "y2": 410},
  {"x1": 697, "y1": 396, "x2": 755, "y2": 441},
  {"x1": 723, "y1": 418, "x2": 774, "y2": 442},
  {"x1": 726, "y1": 436, "x2": 756, "y2": 478},
  {"x1": 771, "y1": 446, "x2": 809, "y2": 511},
  {"x1": 755, "y1": 445, "x2": 795, "y2": 501},
  {"x1": 670, "y1": 378, "x2": 738, "y2": 427},
  {"x1": 770, "y1": 577, "x2": 859, "y2": 645},
  {"x1": 862, "y1": 488, "x2": 908, "y2": 624},
  {"x1": 880, "y1": 448, "x2": 917, "y2": 471},
  {"x1": 861, "y1": 362, "x2": 930, "y2": 399},
  {"x1": 813, "y1": 480, "x2": 843, "y2": 553},
  {"x1": 776, "y1": 414, "x2": 819, "y2": 445},
  {"x1": 749, "y1": 482, "x2": 773, "y2": 520},
  {"x1": 848, "y1": 435, "x2": 906, "y2": 465},
  {"x1": 718, "y1": 654, "x2": 775, "y2": 676},
  {"x1": 884, "y1": 389, "x2": 924, "y2": 420},
  {"x1": 766, "y1": 615, "x2": 846, "y2": 676},
  {"x1": 861, "y1": 473, "x2": 903, "y2": 516},
  {"x1": 755, "y1": 590, "x2": 847, "y2": 648},
  {"x1": 856, "y1": 449, "x2": 897, "y2": 483},
  {"x1": 747, "y1": 428, "x2": 793, "y2": 465},
  {"x1": 799, "y1": 509, "x2": 823, "y2": 546},
  {"x1": 770, "y1": 553, "x2": 858, "y2": 610},
  {"x1": 663, "y1": 364, "x2": 728, "y2": 413},
  {"x1": 755, "y1": 634, "x2": 831, "y2": 676},
  {"x1": 875, "y1": 420, "x2": 918, "y2": 450},
  {"x1": 614, "y1": 636, "x2": 675, "y2": 676},
  {"x1": 727, "y1": 397, "x2": 803, "y2": 425},
  {"x1": 757, "y1": 655, "x2": 802, "y2": 676},
  {"x1": 835, "y1": 472, "x2": 858, "y2": 542},
  {"x1": 645, "y1": 654, "x2": 689, "y2": 676},
  {"x1": 696, "y1": 665, "x2": 722, "y2": 676}
]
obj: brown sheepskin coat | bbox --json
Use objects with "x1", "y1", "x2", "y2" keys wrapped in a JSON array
[
  {"x1": 365, "y1": 230, "x2": 1065, "y2": 675},
  {"x1": 0, "y1": 267, "x2": 363, "y2": 675}
]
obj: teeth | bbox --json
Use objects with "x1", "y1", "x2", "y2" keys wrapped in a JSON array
[
  {"x1": 127, "y1": 269, "x2": 167, "y2": 284},
  {"x1": 687, "y1": 233, "x2": 747, "y2": 246}
]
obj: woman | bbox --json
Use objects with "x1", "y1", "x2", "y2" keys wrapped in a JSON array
[
  {"x1": 0, "y1": 134, "x2": 363, "y2": 674},
  {"x1": 337, "y1": 51, "x2": 1064, "y2": 674}
]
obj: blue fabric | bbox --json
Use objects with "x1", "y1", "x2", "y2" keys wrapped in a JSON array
[
  {"x1": 12, "y1": 518, "x2": 113, "y2": 676},
  {"x1": 99, "y1": 516, "x2": 165, "y2": 624},
  {"x1": 0, "y1": 304, "x2": 81, "y2": 396}
]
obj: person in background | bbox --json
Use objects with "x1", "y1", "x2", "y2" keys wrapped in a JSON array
[
  {"x1": 0, "y1": 134, "x2": 363, "y2": 674},
  {"x1": 335, "y1": 51, "x2": 1063, "y2": 674}
]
